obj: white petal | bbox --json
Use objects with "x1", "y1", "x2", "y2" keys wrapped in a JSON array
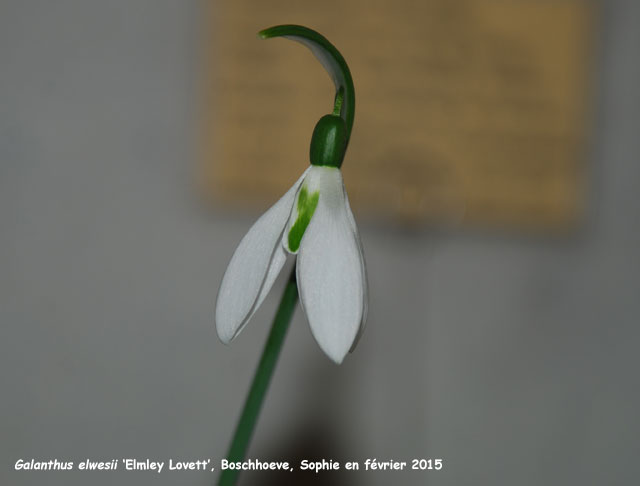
[
  {"x1": 215, "y1": 168, "x2": 309, "y2": 343},
  {"x1": 296, "y1": 167, "x2": 366, "y2": 364},
  {"x1": 343, "y1": 187, "x2": 368, "y2": 352}
]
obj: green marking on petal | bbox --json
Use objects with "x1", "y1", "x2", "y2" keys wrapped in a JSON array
[{"x1": 288, "y1": 186, "x2": 320, "y2": 252}]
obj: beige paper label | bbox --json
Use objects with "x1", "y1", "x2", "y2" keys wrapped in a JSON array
[{"x1": 202, "y1": 0, "x2": 593, "y2": 229}]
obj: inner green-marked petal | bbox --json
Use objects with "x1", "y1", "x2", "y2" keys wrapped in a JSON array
[{"x1": 288, "y1": 186, "x2": 319, "y2": 252}]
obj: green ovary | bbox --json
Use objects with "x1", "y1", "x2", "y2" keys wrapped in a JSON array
[{"x1": 288, "y1": 186, "x2": 320, "y2": 252}]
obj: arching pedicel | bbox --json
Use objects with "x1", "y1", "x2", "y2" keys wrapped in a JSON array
[{"x1": 259, "y1": 25, "x2": 356, "y2": 167}]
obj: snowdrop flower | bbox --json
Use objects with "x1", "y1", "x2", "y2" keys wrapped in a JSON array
[
  {"x1": 216, "y1": 111, "x2": 367, "y2": 364},
  {"x1": 216, "y1": 26, "x2": 369, "y2": 486}
]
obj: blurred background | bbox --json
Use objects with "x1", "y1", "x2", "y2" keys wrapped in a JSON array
[{"x1": 1, "y1": 1, "x2": 639, "y2": 485}]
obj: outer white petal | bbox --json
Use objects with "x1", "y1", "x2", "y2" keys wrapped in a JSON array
[
  {"x1": 343, "y1": 187, "x2": 368, "y2": 352},
  {"x1": 215, "y1": 168, "x2": 309, "y2": 343},
  {"x1": 296, "y1": 166, "x2": 365, "y2": 364}
]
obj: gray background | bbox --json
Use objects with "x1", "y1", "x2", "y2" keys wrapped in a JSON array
[{"x1": 1, "y1": 1, "x2": 639, "y2": 485}]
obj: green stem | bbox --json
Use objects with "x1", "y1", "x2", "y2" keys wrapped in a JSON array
[{"x1": 218, "y1": 267, "x2": 298, "y2": 486}]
